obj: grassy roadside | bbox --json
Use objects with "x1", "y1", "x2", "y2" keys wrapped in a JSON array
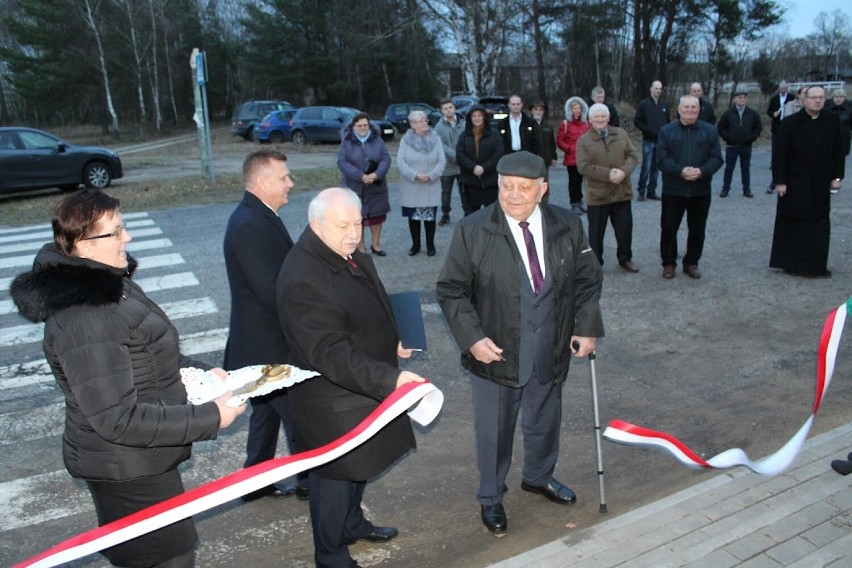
[{"x1": 0, "y1": 166, "x2": 360, "y2": 228}]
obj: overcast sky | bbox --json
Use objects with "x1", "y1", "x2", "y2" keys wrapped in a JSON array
[{"x1": 782, "y1": 0, "x2": 851, "y2": 38}]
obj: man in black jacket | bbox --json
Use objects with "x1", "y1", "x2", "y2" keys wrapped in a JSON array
[
  {"x1": 656, "y1": 95, "x2": 724, "y2": 280},
  {"x1": 223, "y1": 150, "x2": 305, "y2": 501},
  {"x1": 437, "y1": 151, "x2": 604, "y2": 536},
  {"x1": 634, "y1": 80, "x2": 671, "y2": 200},
  {"x1": 717, "y1": 90, "x2": 763, "y2": 198},
  {"x1": 497, "y1": 94, "x2": 541, "y2": 156},
  {"x1": 589, "y1": 86, "x2": 620, "y2": 127}
]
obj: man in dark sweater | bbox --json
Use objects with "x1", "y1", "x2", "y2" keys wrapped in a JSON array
[{"x1": 717, "y1": 90, "x2": 763, "y2": 198}]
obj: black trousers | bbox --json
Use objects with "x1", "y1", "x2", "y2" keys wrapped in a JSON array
[
  {"x1": 586, "y1": 200, "x2": 633, "y2": 266},
  {"x1": 722, "y1": 145, "x2": 753, "y2": 193},
  {"x1": 464, "y1": 183, "x2": 497, "y2": 215},
  {"x1": 244, "y1": 390, "x2": 306, "y2": 491},
  {"x1": 86, "y1": 469, "x2": 196, "y2": 567},
  {"x1": 308, "y1": 473, "x2": 372, "y2": 568},
  {"x1": 567, "y1": 165, "x2": 584, "y2": 204},
  {"x1": 440, "y1": 174, "x2": 463, "y2": 215},
  {"x1": 660, "y1": 193, "x2": 711, "y2": 267}
]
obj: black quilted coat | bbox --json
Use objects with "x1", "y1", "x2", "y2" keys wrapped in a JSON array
[{"x1": 11, "y1": 244, "x2": 221, "y2": 481}]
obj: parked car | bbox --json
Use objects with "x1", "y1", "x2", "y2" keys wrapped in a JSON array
[
  {"x1": 384, "y1": 102, "x2": 441, "y2": 133},
  {"x1": 0, "y1": 127, "x2": 123, "y2": 194},
  {"x1": 230, "y1": 100, "x2": 295, "y2": 140},
  {"x1": 451, "y1": 95, "x2": 479, "y2": 117},
  {"x1": 289, "y1": 106, "x2": 395, "y2": 145},
  {"x1": 478, "y1": 96, "x2": 510, "y2": 122},
  {"x1": 253, "y1": 109, "x2": 298, "y2": 144}
]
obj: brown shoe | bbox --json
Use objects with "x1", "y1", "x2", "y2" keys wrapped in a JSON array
[
  {"x1": 619, "y1": 260, "x2": 639, "y2": 273},
  {"x1": 683, "y1": 264, "x2": 702, "y2": 279},
  {"x1": 662, "y1": 265, "x2": 675, "y2": 279}
]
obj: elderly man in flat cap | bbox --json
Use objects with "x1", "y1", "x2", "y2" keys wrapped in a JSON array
[{"x1": 437, "y1": 151, "x2": 604, "y2": 536}]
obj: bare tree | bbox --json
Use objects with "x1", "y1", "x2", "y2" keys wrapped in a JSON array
[
  {"x1": 148, "y1": 0, "x2": 162, "y2": 132},
  {"x1": 421, "y1": 0, "x2": 510, "y2": 95},
  {"x1": 114, "y1": 0, "x2": 148, "y2": 137},
  {"x1": 810, "y1": 10, "x2": 852, "y2": 80},
  {"x1": 82, "y1": 0, "x2": 119, "y2": 135}
]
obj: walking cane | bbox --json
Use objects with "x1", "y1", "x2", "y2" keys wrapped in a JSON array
[{"x1": 573, "y1": 340, "x2": 607, "y2": 513}]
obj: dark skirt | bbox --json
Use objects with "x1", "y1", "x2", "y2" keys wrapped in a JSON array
[
  {"x1": 86, "y1": 469, "x2": 197, "y2": 567},
  {"x1": 769, "y1": 215, "x2": 830, "y2": 273},
  {"x1": 363, "y1": 214, "x2": 386, "y2": 227}
]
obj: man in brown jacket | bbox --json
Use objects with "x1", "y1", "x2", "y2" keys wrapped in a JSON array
[{"x1": 576, "y1": 103, "x2": 641, "y2": 272}]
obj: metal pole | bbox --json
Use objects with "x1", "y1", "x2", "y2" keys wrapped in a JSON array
[
  {"x1": 574, "y1": 341, "x2": 607, "y2": 513},
  {"x1": 189, "y1": 48, "x2": 213, "y2": 183}
]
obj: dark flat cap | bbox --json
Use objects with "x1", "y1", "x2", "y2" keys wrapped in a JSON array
[{"x1": 497, "y1": 151, "x2": 546, "y2": 179}]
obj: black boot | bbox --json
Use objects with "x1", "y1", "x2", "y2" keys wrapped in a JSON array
[
  {"x1": 425, "y1": 220, "x2": 436, "y2": 256},
  {"x1": 408, "y1": 219, "x2": 421, "y2": 256}
]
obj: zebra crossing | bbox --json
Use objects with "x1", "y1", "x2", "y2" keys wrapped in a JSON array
[{"x1": 0, "y1": 212, "x2": 234, "y2": 567}]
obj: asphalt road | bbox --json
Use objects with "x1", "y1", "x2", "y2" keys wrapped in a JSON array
[{"x1": 1, "y1": 149, "x2": 851, "y2": 568}]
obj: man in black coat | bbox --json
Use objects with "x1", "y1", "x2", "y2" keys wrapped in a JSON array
[
  {"x1": 223, "y1": 150, "x2": 305, "y2": 501},
  {"x1": 770, "y1": 86, "x2": 844, "y2": 277},
  {"x1": 656, "y1": 95, "x2": 724, "y2": 280},
  {"x1": 634, "y1": 80, "x2": 671, "y2": 200},
  {"x1": 717, "y1": 90, "x2": 763, "y2": 198},
  {"x1": 277, "y1": 188, "x2": 426, "y2": 568},
  {"x1": 765, "y1": 80, "x2": 792, "y2": 192},
  {"x1": 589, "y1": 86, "x2": 621, "y2": 127},
  {"x1": 437, "y1": 152, "x2": 604, "y2": 536},
  {"x1": 496, "y1": 94, "x2": 541, "y2": 156}
]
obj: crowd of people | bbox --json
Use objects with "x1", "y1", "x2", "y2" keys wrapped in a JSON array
[{"x1": 8, "y1": 77, "x2": 849, "y2": 568}]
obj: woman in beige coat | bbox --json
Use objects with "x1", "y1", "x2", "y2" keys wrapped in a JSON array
[{"x1": 576, "y1": 103, "x2": 640, "y2": 272}]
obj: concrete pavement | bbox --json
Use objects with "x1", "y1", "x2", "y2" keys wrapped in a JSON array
[{"x1": 491, "y1": 423, "x2": 852, "y2": 567}]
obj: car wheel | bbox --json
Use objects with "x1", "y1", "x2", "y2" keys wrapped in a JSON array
[
  {"x1": 83, "y1": 162, "x2": 112, "y2": 189},
  {"x1": 59, "y1": 184, "x2": 79, "y2": 192},
  {"x1": 291, "y1": 130, "x2": 307, "y2": 146},
  {"x1": 242, "y1": 126, "x2": 254, "y2": 141},
  {"x1": 269, "y1": 131, "x2": 284, "y2": 144}
]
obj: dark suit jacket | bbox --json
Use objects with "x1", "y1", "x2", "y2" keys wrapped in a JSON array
[
  {"x1": 497, "y1": 113, "x2": 541, "y2": 156},
  {"x1": 277, "y1": 227, "x2": 415, "y2": 481},
  {"x1": 223, "y1": 191, "x2": 293, "y2": 369}
]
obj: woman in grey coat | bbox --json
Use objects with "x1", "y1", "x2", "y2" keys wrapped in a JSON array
[{"x1": 397, "y1": 110, "x2": 446, "y2": 256}]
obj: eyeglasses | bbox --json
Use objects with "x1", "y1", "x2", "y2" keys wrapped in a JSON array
[{"x1": 81, "y1": 224, "x2": 126, "y2": 241}]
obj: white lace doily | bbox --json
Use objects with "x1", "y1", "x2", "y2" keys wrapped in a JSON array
[{"x1": 181, "y1": 365, "x2": 320, "y2": 407}]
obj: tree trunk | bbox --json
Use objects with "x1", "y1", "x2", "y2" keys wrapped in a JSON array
[
  {"x1": 148, "y1": 0, "x2": 162, "y2": 132},
  {"x1": 82, "y1": 0, "x2": 119, "y2": 136},
  {"x1": 119, "y1": 0, "x2": 147, "y2": 139},
  {"x1": 532, "y1": 0, "x2": 547, "y2": 101}
]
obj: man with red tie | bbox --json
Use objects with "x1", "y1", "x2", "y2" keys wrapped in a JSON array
[{"x1": 437, "y1": 151, "x2": 604, "y2": 536}]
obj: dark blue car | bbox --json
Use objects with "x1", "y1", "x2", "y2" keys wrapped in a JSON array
[{"x1": 253, "y1": 109, "x2": 297, "y2": 144}]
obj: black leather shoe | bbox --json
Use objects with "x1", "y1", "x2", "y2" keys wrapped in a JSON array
[
  {"x1": 343, "y1": 525, "x2": 398, "y2": 545},
  {"x1": 743, "y1": 191, "x2": 754, "y2": 198},
  {"x1": 480, "y1": 503, "x2": 507, "y2": 533},
  {"x1": 240, "y1": 483, "x2": 294, "y2": 502},
  {"x1": 439, "y1": 215, "x2": 450, "y2": 226},
  {"x1": 831, "y1": 459, "x2": 852, "y2": 475},
  {"x1": 408, "y1": 247, "x2": 420, "y2": 256},
  {"x1": 427, "y1": 247, "x2": 436, "y2": 257},
  {"x1": 719, "y1": 190, "x2": 729, "y2": 198},
  {"x1": 295, "y1": 485, "x2": 309, "y2": 500},
  {"x1": 647, "y1": 193, "x2": 661, "y2": 200},
  {"x1": 521, "y1": 479, "x2": 577, "y2": 505},
  {"x1": 370, "y1": 246, "x2": 387, "y2": 257}
]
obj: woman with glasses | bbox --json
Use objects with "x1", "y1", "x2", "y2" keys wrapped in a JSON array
[
  {"x1": 397, "y1": 110, "x2": 446, "y2": 256},
  {"x1": 337, "y1": 112, "x2": 392, "y2": 255},
  {"x1": 11, "y1": 189, "x2": 245, "y2": 567}
]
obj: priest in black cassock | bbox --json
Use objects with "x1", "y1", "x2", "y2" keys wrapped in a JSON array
[{"x1": 770, "y1": 85, "x2": 845, "y2": 277}]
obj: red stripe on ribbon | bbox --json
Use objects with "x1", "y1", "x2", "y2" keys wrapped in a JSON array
[
  {"x1": 604, "y1": 301, "x2": 848, "y2": 475},
  {"x1": 13, "y1": 381, "x2": 442, "y2": 568}
]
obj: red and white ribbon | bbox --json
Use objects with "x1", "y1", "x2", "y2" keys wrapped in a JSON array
[
  {"x1": 13, "y1": 381, "x2": 443, "y2": 568},
  {"x1": 604, "y1": 300, "x2": 849, "y2": 475}
]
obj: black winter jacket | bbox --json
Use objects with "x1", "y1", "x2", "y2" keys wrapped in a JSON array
[
  {"x1": 456, "y1": 104, "x2": 504, "y2": 189},
  {"x1": 717, "y1": 106, "x2": 763, "y2": 147},
  {"x1": 634, "y1": 97, "x2": 671, "y2": 142},
  {"x1": 656, "y1": 120, "x2": 724, "y2": 197},
  {"x1": 11, "y1": 244, "x2": 221, "y2": 481},
  {"x1": 437, "y1": 203, "x2": 604, "y2": 387}
]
